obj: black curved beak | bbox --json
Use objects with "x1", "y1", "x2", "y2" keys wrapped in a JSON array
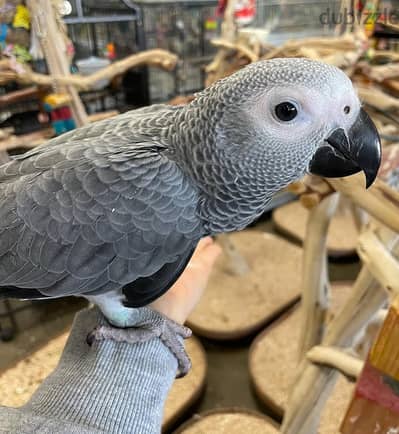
[{"x1": 309, "y1": 108, "x2": 381, "y2": 188}]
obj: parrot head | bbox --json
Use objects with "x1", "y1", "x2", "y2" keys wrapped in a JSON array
[{"x1": 203, "y1": 57, "x2": 381, "y2": 190}]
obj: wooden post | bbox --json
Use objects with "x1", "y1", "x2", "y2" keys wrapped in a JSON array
[
  {"x1": 282, "y1": 227, "x2": 398, "y2": 433},
  {"x1": 281, "y1": 266, "x2": 386, "y2": 434},
  {"x1": 27, "y1": 0, "x2": 89, "y2": 126},
  {"x1": 357, "y1": 230, "x2": 399, "y2": 297},
  {"x1": 205, "y1": 0, "x2": 238, "y2": 85},
  {"x1": 298, "y1": 194, "x2": 339, "y2": 359}
]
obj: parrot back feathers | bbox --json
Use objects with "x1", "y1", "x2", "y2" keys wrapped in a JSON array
[{"x1": 0, "y1": 106, "x2": 204, "y2": 305}]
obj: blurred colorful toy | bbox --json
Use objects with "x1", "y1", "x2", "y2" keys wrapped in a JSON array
[
  {"x1": 12, "y1": 4, "x2": 29, "y2": 30},
  {"x1": 43, "y1": 93, "x2": 76, "y2": 135},
  {"x1": 0, "y1": 1, "x2": 31, "y2": 62}
]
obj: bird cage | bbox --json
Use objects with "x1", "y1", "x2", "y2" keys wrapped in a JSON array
[
  {"x1": 64, "y1": 0, "x2": 144, "y2": 57},
  {"x1": 64, "y1": 0, "x2": 219, "y2": 104},
  {"x1": 252, "y1": 0, "x2": 342, "y2": 46},
  {"x1": 64, "y1": 0, "x2": 150, "y2": 110},
  {"x1": 132, "y1": 0, "x2": 220, "y2": 102}
]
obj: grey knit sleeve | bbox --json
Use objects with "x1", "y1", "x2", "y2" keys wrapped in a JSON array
[{"x1": 0, "y1": 307, "x2": 181, "y2": 434}]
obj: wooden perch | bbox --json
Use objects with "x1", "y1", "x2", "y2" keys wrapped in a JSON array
[
  {"x1": 28, "y1": 0, "x2": 88, "y2": 126},
  {"x1": 287, "y1": 176, "x2": 334, "y2": 209},
  {"x1": 356, "y1": 85, "x2": 399, "y2": 111},
  {"x1": 283, "y1": 227, "x2": 399, "y2": 433},
  {"x1": 261, "y1": 33, "x2": 361, "y2": 62},
  {"x1": 353, "y1": 308, "x2": 388, "y2": 358},
  {"x1": 380, "y1": 78, "x2": 399, "y2": 95},
  {"x1": 211, "y1": 39, "x2": 259, "y2": 62},
  {"x1": 282, "y1": 264, "x2": 388, "y2": 433},
  {"x1": 0, "y1": 50, "x2": 178, "y2": 91},
  {"x1": 263, "y1": 34, "x2": 358, "y2": 57},
  {"x1": 87, "y1": 110, "x2": 119, "y2": 123},
  {"x1": 205, "y1": 0, "x2": 238, "y2": 85},
  {"x1": 371, "y1": 50, "x2": 399, "y2": 62},
  {"x1": 0, "y1": 128, "x2": 14, "y2": 141},
  {"x1": 357, "y1": 230, "x2": 399, "y2": 297},
  {"x1": 298, "y1": 194, "x2": 338, "y2": 359},
  {"x1": 307, "y1": 346, "x2": 363, "y2": 379},
  {"x1": 287, "y1": 174, "x2": 399, "y2": 233},
  {"x1": 360, "y1": 62, "x2": 399, "y2": 82},
  {"x1": 326, "y1": 226, "x2": 398, "y2": 347},
  {"x1": 0, "y1": 86, "x2": 46, "y2": 108},
  {"x1": 0, "y1": 128, "x2": 54, "y2": 152},
  {"x1": 327, "y1": 174, "x2": 399, "y2": 234}
]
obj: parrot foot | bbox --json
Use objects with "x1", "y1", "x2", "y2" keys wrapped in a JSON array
[{"x1": 86, "y1": 307, "x2": 192, "y2": 377}]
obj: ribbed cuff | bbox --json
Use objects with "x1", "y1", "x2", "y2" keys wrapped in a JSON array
[{"x1": 22, "y1": 307, "x2": 178, "y2": 434}]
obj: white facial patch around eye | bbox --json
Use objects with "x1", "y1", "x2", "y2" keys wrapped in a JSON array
[{"x1": 244, "y1": 74, "x2": 361, "y2": 146}]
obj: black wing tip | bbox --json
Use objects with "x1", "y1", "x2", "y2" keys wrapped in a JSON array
[
  {"x1": 0, "y1": 286, "x2": 48, "y2": 300},
  {"x1": 122, "y1": 246, "x2": 196, "y2": 308}
]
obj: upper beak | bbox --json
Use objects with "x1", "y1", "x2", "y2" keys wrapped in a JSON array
[{"x1": 308, "y1": 108, "x2": 381, "y2": 188}]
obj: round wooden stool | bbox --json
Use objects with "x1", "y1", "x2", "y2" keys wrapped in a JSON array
[{"x1": 187, "y1": 231, "x2": 302, "y2": 340}]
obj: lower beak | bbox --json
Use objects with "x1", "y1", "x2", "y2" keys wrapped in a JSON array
[{"x1": 308, "y1": 108, "x2": 381, "y2": 188}]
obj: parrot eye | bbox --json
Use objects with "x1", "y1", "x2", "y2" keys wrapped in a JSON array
[
  {"x1": 274, "y1": 102, "x2": 298, "y2": 122},
  {"x1": 344, "y1": 105, "x2": 350, "y2": 114}
]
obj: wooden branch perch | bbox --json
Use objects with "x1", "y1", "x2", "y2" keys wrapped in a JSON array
[
  {"x1": 0, "y1": 86, "x2": 45, "y2": 108},
  {"x1": 260, "y1": 30, "x2": 367, "y2": 71},
  {"x1": 356, "y1": 85, "x2": 399, "y2": 111},
  {"x1": 282, "y1": 263, "x2": 388, "y2": 433},
  {"x1": 287, "y1": 176, "x2": 334, "y2": 210},
  {"x1": 327, "y1": 174, "x2": 399, "y2": 234},
  {"x1": 0, "y1": 50, "x2": 178, "y2": 91},
  {"x1": 325, "y1": 226, "x2": 397, "y2": 347},
  {"x1": 205, "y1": 0, "x2": 238, "y2": 85},
  {"x1": 298, "y1": 194, "x2": 338, "y2": 360},
  {"x1": 261, "y1": 33, "x2": 359, "y2": 61},
  {"x1": 307, "y1": 346, "x2": 363, "y2": 379},
  {"x1": 28, "y1": 0, "x2": 89, "y2": 126},
  {"x1": 371, "y1": 50, "x2": 399, "y2": 62},
  {"x1": 360, "y1": 62, "x2": 399, "y2": 82},
  {"x1": 211, "y1": 39, "x2": 259, "y2": 62},
  {"x1": 0, "y1": 128, "x2": 54, "y2": 152},
  {"x1": 357, "y1": 230, "x2": 399, "y2": 297},
  {"x1": 283, "y1": 227, "x2": 399, "y2": 433}
]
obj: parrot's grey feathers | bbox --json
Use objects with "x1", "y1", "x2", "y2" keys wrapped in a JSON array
[{"x1": 0, "y1": 105, "x2": 203, "y2": 304}]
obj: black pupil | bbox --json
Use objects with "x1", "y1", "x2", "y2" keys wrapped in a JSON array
[
  {"x1": 344, "y1": 105, "x2": 350, "y2": 114},
  {"x1": 275, "y1": 102, "x2": 298, "y2": 121}
]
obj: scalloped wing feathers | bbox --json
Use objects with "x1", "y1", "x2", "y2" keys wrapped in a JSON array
[{"x1": 0, "y1": 109, "x2": 203, "y2": 305}]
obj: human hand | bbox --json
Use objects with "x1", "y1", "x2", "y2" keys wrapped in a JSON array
[{"x1": 150, "y1": 236, "x2": 221, "y2": 324}]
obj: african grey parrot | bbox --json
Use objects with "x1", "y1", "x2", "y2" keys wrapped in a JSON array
[{"x1": 0, "y1": 58, "x2": 380, "y2": 336}]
